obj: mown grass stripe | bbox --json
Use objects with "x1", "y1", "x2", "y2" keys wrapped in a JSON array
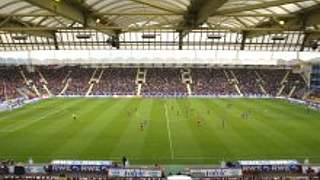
[{"x1": 165, "y1": 103, "x2": 174, "y2": 160}]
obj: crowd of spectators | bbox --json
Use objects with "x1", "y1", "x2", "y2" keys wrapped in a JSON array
[
  {"x1": 282, "y1": 72, "x2": 306, "y2": 99},
  {"x1": 233, "y1": 69, "x2": 263, "y2": 96},
  {"x1": 63, "y1": 67, "x2": 93, "y2": 96},
  {"x1": 91, "y1": 68, "x2": 136, "y2": 96},
  {"x1": 0, "y1": 80, "x2": 3, "y2": 102},
  {"x1": 309, "y1": 90, "x2": 320, "y2": 100},
  {"x1": 0, "y1": 66, "x2": 312, "y2": 101},
  {"x1": 258, "y1": 69, "x2": 287, "y2": 96},
  {"x1": 191, "y1": 69, "x2": 237, "y2": 96},
  {"x1": 40, "y1": 66, "x2": 70, "y2": 95},
  {"x1": 141, "y1": 69, "x2": 187, "y2": 96},
  {"x1": 23, "y1": 69, "x2": 48, "y2": 96},
  {"x1": 0, "y1": 67, "x2": 25, "y2": 101},
  {"x1": 190, "y1": 68, "x2": 308, "y2": 97}
]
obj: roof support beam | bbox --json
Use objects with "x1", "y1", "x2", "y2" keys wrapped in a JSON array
[
  {"x1": 2, "y1": 26, "x2": 318, "y2": 32},
  {"x1": 304, "y1": 9, "x2": 320, "y2": 27},
  {"x1": 24, "y1": 0, "x2": 85, "y2": 24},
  {"x1": 0, "y1": 17, "x2": 55, "y2": 38},
  {"x1": 214, "y1": 0, "x2": 306, "y2": 15},
  {"x1": 245, "y1": 5, "x2": 320, "y2": 38},
  {"x1": 178, "y1": 0, "x2": 227, "y2": 38},
  {"x1": 182, "y1": 0, "x2": 228, "y2": 28},
  {"x1": 128, "y1": 0, "x2": 182, "y2": 14},
  {"x1": 23, "y1": 0, "x2": 117, "y2": 35},
  {"x1": 179, "y1": 0, "x2": 227, "y2": 39},
  {"x1": 223, "y1": 13, "x2": 296, "y2": 18},
  {"x1": 0, "y1": 13, "x2": 296, "y2": 18}
]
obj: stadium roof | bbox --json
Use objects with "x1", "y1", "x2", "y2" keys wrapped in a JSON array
[{"x1": 0, "y1": 0, "x2": 319, "y2": 51}]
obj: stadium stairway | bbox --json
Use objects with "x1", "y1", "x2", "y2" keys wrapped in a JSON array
[
  {"x1": 17, "y1": 88, "x2": 28, "y2": 99},
  {"x1": 223, "y1": 69, "x2": 230, "y2": 79},
  {"x1": 86, "y1": 84, "x2": 94, "y2": 96},
  {"x1": 254, "y1": 71, "x2": 267, "y2": 95},
  {"x1": 258, "y1": 84, "x2": 267, "y2": 95},
  {"x1": 186, "y1": 84, "x2": 192, "y2": 95},
  {"x1": 17, "y1": 87, "x2": 35, "y2": 99},
  {"x1": 277, "y1": 71, "x2": 290, "y2": 96},
  {"x1": 91, "y1": 68, "x2": 98, "y2": 81},
  {"x1": 86, "y1": 68, "x2": 104, "y2": 96},
  {"x1": 234, "y1": 84, "x2": 242, "y2": 96},
  {"x1": 230, "y1": 70, "x2": 240, "y2": 84},
  {"x1": 62, "y1": 70, "x2": 72, "y2": 85},
  {"x1": 288, "y1": 85, "x2": 297, "y2": 97},
  {"x1": 32, "y1": 86, "x2": 41, "y2": 97},
  {"x1": 37, "y1": 70, "x2": 52, "y2": 96},
  {"x1": 137, "y1": 83, "x2": 142, "y2": 96},
  {"x1": 181, "y1": 69, "x2": 192, "y2": 95},
  {"x1": 224, "y1": 70, "x2": 242, "y2": 96},
  {"x1": 135, "y1": 68, "x2": 147, "y2": 96},
  {"x1": 277, "y1": 85, "x2": 286, "y2": 96},
  {"x1": 254, "y1": 70, "x2": 263, "y2": 80},
  {"x1": 300, "y1": 73, "x2": 308, "y2": 84},
  {"x1": 59, "y1": 70, "x2": 72, "y2": 95},
  {"x1": 281, "y1": 71, "x2": 290, "y2": 84},
  {"x1": 60, "y1": 78, "x2": 71, "y2": 95},
  {"x1": 19, "y1": 69, "x2": 28, "y2": 85},
  {"x1": 41, "y1": 84, "x2": 52, "y2": 96},
  {"x1": 1, "y1": 81, "x2": 7, "y2": 100},
  {"x1": 288, "y1": 72, "x2": 306, "y2": 98},
  {"x1": 19, "y1": 70, "x2": 41, "y2": 97}
]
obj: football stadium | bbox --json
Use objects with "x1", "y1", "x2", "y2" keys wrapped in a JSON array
[{"x1": 0, "y1": 0, "x2": 320, "y2": 179}]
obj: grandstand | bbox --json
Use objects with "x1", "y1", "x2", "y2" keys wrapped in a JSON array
[{"x1": 0, "y1": 0, "x2": 320, "y2": 179}]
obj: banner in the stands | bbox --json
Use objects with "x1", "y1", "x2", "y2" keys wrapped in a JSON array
[
  {"x1": 108, "y1": 168, "x2": 162, "y2": 177},
  {"x1": 190, "y1": 168, "x2": 242, "y2": 177},
  {"x1": 238, "y1": 160, "x2": 300, "y2": 166},
  {"x1": 50, "y1": 160, "x2": 113, "y2": 172},
  {"x1": 237, "y1": 160, "x2": 302, "y2": 173},
  {"x1": 25, "y1": 166, "x2": 46, "y2": 174}
]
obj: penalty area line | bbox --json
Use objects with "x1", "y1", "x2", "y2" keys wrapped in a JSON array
[{"x1": 165, "y1": 104, "x2": 174, "y2": 160}]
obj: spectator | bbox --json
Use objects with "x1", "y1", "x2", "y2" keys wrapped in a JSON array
[{"x1": 141, "y1": 69, "x2": 187, "y2": 96}]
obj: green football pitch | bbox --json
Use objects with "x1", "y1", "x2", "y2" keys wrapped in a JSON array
[{"x1": 0, "y1": 98, "x2": 320, "y2": 165}]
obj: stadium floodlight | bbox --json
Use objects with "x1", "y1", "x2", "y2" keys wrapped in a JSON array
[
  {"x1": 271, "y1": 36, "x2": 287, "y2": 41},
  {"x1": 207, "y1": 34, "x2": 223, "y2": 40},
  {"x1": 76, "y1": 34, "x2": 92, "y2": 39},
  {"x1": 12, "y1": 35, "x2": 28, "y2": 41},
  {"x1": 141, "y1": 34, "x2": 156, "y2": 39},
  {"x1": 279, "y1": 20, "x2": 285, "y2": 25}
]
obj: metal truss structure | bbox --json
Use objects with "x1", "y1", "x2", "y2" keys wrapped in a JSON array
[{"x1": 0, "y1": 0, "x2": 319, "y2": 51}]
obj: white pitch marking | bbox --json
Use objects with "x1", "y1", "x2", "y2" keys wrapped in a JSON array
[{"x1": 165, "y1": 104, "x2": 174, "y2": 160}]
